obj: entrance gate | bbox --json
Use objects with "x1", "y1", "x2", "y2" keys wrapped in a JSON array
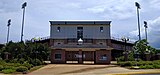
[
  {"x1": 65, "y1": 51, "x2": 79, "y2": 63},
  {"x1": 82, "y1": 51, "x2": 95, "y2": 64},
  {"x1": 65, "y1": 51, "x2": 95, "y2": 64}
]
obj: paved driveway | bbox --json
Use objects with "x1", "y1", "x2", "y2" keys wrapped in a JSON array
[
  {"x1": 26, "y1": 64, "x2": 118, "y2": 75},
  {"x1": 10, "y1": 64, "x2": 160, "y2": 75}
]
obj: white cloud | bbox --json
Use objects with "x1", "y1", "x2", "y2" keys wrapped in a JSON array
[
  {"x1": 129, "y1": 16, "x2": 160, "y2": 48},
  {"x1": 150, "y1": 0, "x2": 160, "y2": 9},
  {"x1": 86, "y1": 0, "x2": 137, "y2": 20}
]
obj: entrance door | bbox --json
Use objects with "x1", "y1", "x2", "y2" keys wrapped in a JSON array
[
  {"x1": 66, "y1": 51, "x2": 79, "y2": 63},
  {"x1": 82, "y1": 51, "x2": 95, "y2": 64}
]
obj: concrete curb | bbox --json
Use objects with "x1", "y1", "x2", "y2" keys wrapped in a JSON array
[{"x1": 107, "y1": 71, "x2": 160, "y2": 75}]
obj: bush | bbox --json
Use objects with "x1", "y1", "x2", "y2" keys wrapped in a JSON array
[
  {"x1": 9, "y1": 59, "x2": 18, "y2": 63},
  {"x1": 2, "y1": 69, "x2": 16, "y2": 74},
  {"x1": 18, "y1": 58, "x2": 25, "y2": 64},
  {"x1": 30, "y1": 59, "x2": 42, "y2": 66},
  {"x1": 137, "y1": 61, "x2": 153, "y2": 66},
  {"x1": 118, "y1": 61, "x2": 134, "y2": 67},
  {"x1": 16, "y1": 66, "x2": 28, "y2": 72},
  {"x1": 153, "y1": 64, "x2": 160, "y2": 69},
  {"x1": 3, "y1": 66, "x2": 16, "y2": 70},
  {"x1": 116, "y1": 56, "x2": 124, "y2": 62},
  {"x1": 22, "y1": 62, "x2": 33, "y2": 69},
  {"x1": 0, "y1": 65, "x2": 4, "y2": 71},
  {"x1": 139, "y1": 65, "x2": 154, "y2": 69}
]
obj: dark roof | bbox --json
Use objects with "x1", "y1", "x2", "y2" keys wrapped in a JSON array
[
  {"x1": 111, "y1": 39, "x2": 134, "y2": 46},
  {"x1": 49, "y1": 20, "x2": 111, "y2": 25}
]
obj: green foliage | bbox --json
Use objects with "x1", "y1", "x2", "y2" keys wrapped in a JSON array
[
  {"x1": 152, "y1": 64, "x2": 160, "y2": 68},
  {"x1": 133, "y1": 39, "x2": 156, "y2": 60},
  {"x1": 118, "y1": 60, "x2": 160, "y2": 69},
  {"x1": 18, "y1": 58, "x2": 25, "y2": 64},
  {"x1": 29, "y1": 59, "x2": 42, "y2": 66},
  {"x1": 1, "y1": 41, "x2": 50, "y2": 61},
  {"x1": 116, "y1": 52, "x2": 135, "y2": 62},
  {"x1": 2, "y1": 69, "x2": 16, "y2": 74},
  {"x1": 0, "y1": 65, "x2": 4, "y2": 71},
  {"x1": 16, "y1": 66, "x2": 28, "y2": 72},
  {"x1": 3, "y1": 66, "x2": 16, "y2": 70},
  {"x1": 9, "y1": 59, "x2": 18, "y2": 63},
  {"x1": 22, "y1": 62, "x2": 33, "y2": 69},
  {"x1": 118, "y1": 61, "x2": 136, "y2": 67},
  {"x1": 139, "y1": 65, "x2": 154, "y2": 69}
]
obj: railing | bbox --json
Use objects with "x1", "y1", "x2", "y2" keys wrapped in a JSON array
[
  {"x1": 25, "y1": 36, "x2": 50, "y2": 42},
  {"x1": 111, "y1": 37, "x2": 135, "y2": 44}
]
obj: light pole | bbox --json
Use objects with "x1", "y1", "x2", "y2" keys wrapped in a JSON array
[
  {"x1": 121, "y1": 37, "x2": 129, "y2": 61},
  {"x1": 144, "y1": 21, "x2": 148, "y2": 42},
  {"x1": 135, "y1": 2, "x2": 141, "y2": 41},
  {"x1": 7, "y1": 19, "x2": 11, "y2": 43},
  {"x1": 21, "y1": 2, "x2": 27, "y2": 42}
]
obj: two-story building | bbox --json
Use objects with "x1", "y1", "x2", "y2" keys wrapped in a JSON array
[{"x1": 49, "y1": 20, "x2": 113, "y2": 64}]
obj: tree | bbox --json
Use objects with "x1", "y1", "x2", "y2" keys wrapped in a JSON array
[
  {"x1": 133, "y1": 39, "x2": 156, "y2": 60},
  {"x1": 1, "y1": 41, "x2": 50, "y2": 62}
]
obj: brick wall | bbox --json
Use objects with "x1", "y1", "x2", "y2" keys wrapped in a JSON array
[
  {"x1": 50, "y1": 49, "x2": 66, "y2": 63},
  {"x1": 95, "y1": 50, "x2": 111, "y2": 64}
]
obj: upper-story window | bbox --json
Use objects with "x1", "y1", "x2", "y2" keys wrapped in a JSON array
[
  {"x1": 100, "y1": 27, "x2": 103, "y2": 32},
  {"x1": 57, "y1": 27, "x2": 60, "y2": 32},
  {"x1": 77, "y1": 27, "x2": 83, "y2": 39}
]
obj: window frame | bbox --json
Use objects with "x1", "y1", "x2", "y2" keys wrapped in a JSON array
[
  {"x1": 57, "y1": 27, "x2": 61, "y2": 32},
  {"x1": 100, "y1": 27, "x2": 103, "y2": 32},
  {"x1": 55, "y1": 53, "x2": 61, "y2": 60}
]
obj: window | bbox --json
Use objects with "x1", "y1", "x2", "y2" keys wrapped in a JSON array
[
  {"x1": 57, "y1": 27, "x2": 60, "y2": 32},
  {"x1": 100, "y1": 27, "x2": 103, "y2": 32},
  {"x1": 99, "y1": 54, "x2": 107, "y2": 60},
  {"x1": 77, "y1": 27, "x2": 83, "y2": 39},
  {"x1": 55, "y1": 54, "x2": 61, "y2": 60}
]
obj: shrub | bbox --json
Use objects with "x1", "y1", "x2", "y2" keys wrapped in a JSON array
[
  {"x1": 22, "y1": 62, "x2": 33, "y2": 69},
  {"x1": 153, "y1": 64, "x2": 160, "y2": 69},
  {"x1": 0, "y1": 65, "x2": 4, "y2": 71},
  {"x1": 116, "y1": 56, "x2": 124, "y2": 62},
  {"x1": 3, "y1": 66, "x2": 16, "y2": 70},
  {"x1": 16, "y1": 66, "x2": 28, "y2": 72},
  {"x1": 139, "y1": 65, "x2": 154, "y2": 69},
  {"x1": 9, "y1": 59, "x2": 18, "y2": 63},
  {"x1": 0, "y1": 59, "x2": 6, "y2": 65},
  {"x1": 118, "y1": 61, "x2": 134, "y2": 67},
  {"x1": 2, "y1": 69, "x2": 16, "y2": 74},
  {"x1": 18, "y1": 58, "x2": 25, "y2": 64},
  {"x1": 137, "y1": 61, "x2": 153, "y2": 66},
  {"x1": 30, "y1": 59, "x2": 42, "y2": 66}
]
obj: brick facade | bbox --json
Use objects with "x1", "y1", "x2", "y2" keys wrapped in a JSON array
[
  {"x1": 95, "y1": 50, "x2": 111, "y2": 64},
  {"x1": 51, "y1": 49, "x2": 66, "y2": 64},
  {"x1": 50, "y1": 49, "x2": 111, "y2": 64}
]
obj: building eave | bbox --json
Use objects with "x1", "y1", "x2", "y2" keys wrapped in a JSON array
[{"x1": 49, "y1": 20, "x2": 111, "y2": 25}]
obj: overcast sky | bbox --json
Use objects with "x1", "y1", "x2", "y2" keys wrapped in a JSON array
[{"x1": 0, "y1": 0, "x2": 160, "y2": 48}]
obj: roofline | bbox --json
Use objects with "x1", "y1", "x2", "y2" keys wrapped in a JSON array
[{"x1": 49, "y1": 20, "x2": 111, "y2": 25}]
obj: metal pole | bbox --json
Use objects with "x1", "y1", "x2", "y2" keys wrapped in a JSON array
[
  {"x1": 7, "y1": 25, "x2": 10, "y2": 43},
  {"x1": 145, "y1": 27, "x2": 147, "y2": 42},
  {"x1": 137, "y1": 7, "x2": 141, "y2": 40},
  {"x1": 21, "y1": 7, "x2": 26, "y2": 42},
  {"x1": 7, "y1": 19, "x2": 11, "y2": 43}
]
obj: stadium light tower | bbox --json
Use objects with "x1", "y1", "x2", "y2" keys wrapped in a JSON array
[
  {"x1": 144, "y1": 21, "x2": 148, "y2": 42},
  {"x1": 7, "y1": 19, "x2": 11, "y2": 43},
  {"x1": 135, "y1": 2, "x2": 141, "y2": 40},
  {"x1": 21, "y1": 2, "x2": 27, "y2": 42}
]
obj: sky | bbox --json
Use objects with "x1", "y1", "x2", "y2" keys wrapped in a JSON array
[{"x1": 0, "y1": 0, "x2": 160, "y2": 48}]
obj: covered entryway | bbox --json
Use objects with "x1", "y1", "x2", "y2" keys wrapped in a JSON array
[
  {"x1": 65, "y1": 51, "x2": 79, "y2": 63},
  {"x1": 82, "y1": 51, "x2": 95, "y2": 64}
]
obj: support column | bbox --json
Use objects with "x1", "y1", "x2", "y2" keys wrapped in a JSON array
[{"x1": 78, "y1": 49, "x2": 83, "y2": 64}]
